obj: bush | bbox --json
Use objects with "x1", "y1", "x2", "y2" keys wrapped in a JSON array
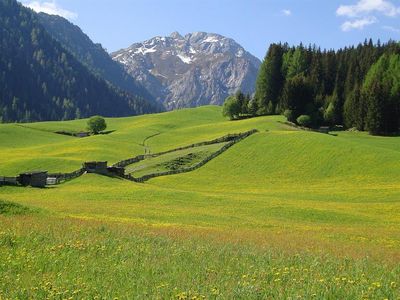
[
  {"x1": 296, "y1": 115, "x2": 312, "y2": 127},
  {"x1": 222, "y1": 96, "x2": 241, "y2": 120},
  {"x1": 87, "y1": 116, "x2": 107, "y2": 134},
  {"x1": 284, "y1": 109, "x2": 294, "y2": 122},
  {"x1": 323, "y1": 102, "x2": 336, "y2": 125}
]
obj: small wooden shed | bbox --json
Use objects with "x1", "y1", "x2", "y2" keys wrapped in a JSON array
[
  {"x1": 83, "y1": 161, "x2": 108, "y2": 174},
  {"x1": 107, "y1": 166, "x2": 125, "y2": 177},
  {"x1": 18, "y1": 171, "x2": 48, "y2": 188}
]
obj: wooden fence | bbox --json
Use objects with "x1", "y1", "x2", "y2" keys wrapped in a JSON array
[{"x1": 121, "y1": 129, "x2": 258, "y2": 183}]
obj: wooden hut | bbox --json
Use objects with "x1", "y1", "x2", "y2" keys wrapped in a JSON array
[
  {"x1": 107, "y1": 166, "x2": 125, "y2": 177},
  {"x1": 83, "y1": 161, "x2": 108, "y2": 174},
  {"x1": 18, "y1": 171, "x2": 48, "y2": 188}
]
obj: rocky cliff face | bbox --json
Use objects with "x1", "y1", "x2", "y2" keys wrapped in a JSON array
[{"x1": 112, "y1": 32, "x2": 261, "y2": 110}]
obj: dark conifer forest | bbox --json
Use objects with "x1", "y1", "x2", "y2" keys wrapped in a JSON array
[
  {"x1": 0, "y1": 0, "x2": 160, "y2": 122},
  {"x1": 37, "y1": 13, "x2": 157, "y2": 106},
  {"x1": 226, "y1": 40, "x2": 400, "y2": 136}
]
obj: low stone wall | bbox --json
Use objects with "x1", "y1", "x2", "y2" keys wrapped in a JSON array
[
  {"x1": 123, "y1": 129, "x2": 258, "y2": 183},
  {"x1": 281, "y1": 121, "x2": 332, "y2": 134},
  {"x1": 0, "y1": 176, "x2": 18, "y2": 186},
  {"x1": 113, "y1": 130, "x2": 258, "y2": 169},
  {"x1": 1, "y1": 129, "x2": 258, "y2": 187},
  {"x1": 47, "y1": 168, "x2": 85, "y2": 185}
]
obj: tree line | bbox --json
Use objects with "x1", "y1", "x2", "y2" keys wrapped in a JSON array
[{"x1": 223, "y1": 40, "x2": 400, "y2": 135}]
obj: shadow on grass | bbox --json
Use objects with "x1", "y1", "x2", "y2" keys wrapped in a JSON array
[{"x1": 55, "y1": 130, "x2": 116, "y2": 138}]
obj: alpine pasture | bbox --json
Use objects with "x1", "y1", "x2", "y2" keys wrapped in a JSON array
[{"x1": 0, "y1": 106, "x2": 399, "y2": 299}]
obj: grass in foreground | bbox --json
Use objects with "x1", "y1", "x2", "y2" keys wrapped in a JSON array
[
  {"x1": 0, "y1": 215, "x2": 399, "y2": 299},
  {"x1": 0, "y1": 200, "x2": 33, "y2": 216}
]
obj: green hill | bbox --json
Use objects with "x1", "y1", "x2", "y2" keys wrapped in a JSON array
[{"x1": 0, "y1": 106, "x2": 399, "y2": 298}]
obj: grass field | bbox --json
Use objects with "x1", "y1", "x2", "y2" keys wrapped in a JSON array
[
  {"x1": 125, "y1": 142, "x2": 229, "y2": 178},
  {"x1": 0, "y1": 106, "x2": 399, "y2": 298}
]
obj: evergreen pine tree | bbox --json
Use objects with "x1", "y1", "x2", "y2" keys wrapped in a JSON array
[{"x1": 254, "y1": 44, "x2": 284, "y2": 115}]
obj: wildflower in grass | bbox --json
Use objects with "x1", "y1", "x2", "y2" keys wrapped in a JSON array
[
  {"x1": 372, "y1": 282, "x2": 381, "y2": 288},
  {"x1": 211, "y1": 287, "x2": 220, "y2": 295},
  {"x1": 156, "y1": 283, "x2": 168, "y2": 289},
  {"x1": 176, "y1": 292, "x2": 187, "y2": 300}
]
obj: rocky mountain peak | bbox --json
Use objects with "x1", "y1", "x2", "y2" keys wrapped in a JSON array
[
  {"x1": 170, "y1": 31, "x2": 183, "y2": 39},
  {"x1": 112, "y1": 32, "x2": 261, "y2": 110}
]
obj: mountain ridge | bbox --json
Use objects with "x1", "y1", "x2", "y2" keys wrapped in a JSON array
[
  {"x1": 112, "y1": 32, "x2": 261, "y2": 110},
  {"x1": 37, "y1": 12, "x2": 162, "y2": 111}
]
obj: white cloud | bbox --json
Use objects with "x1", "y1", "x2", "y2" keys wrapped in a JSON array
[
  {"x1": 282, "y1": 9, "x2": 292, "y2": 16},
  {"x1": 336, "y1": 0, "x2": 399, "y2": 31},
  {"x1": 383, "y1": 25, "x2": 400, "y2": 33},
  {"x1": 341, "y1": 16, "x2": 378, "y2": 31},
  {"x1": 337, "y1": 0, "x2": 400, "y2": 17},
  {"x1": 23, "y1": 1, "x2": 78, "y2": 20}
]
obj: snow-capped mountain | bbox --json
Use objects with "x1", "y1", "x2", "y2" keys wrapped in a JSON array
[{"x1": 112, "y1": 32, "x2": 261, "y2": 110}]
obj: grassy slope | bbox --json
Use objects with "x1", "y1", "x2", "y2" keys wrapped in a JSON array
[
  {"x1": 0, "y1": 106, "x2": 399, "y2": 298},
  {"x1": 126, "y1": 142, "x2": 229, "y2": 177},
  {"x1": 0, "y1": 106, "x2": 242, "y2": 175}
]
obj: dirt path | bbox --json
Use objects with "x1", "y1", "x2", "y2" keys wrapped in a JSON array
[{"x1": 141, "y1": 131, "x2": 161, "y2": 154}]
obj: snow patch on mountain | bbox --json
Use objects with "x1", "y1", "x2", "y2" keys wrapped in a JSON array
[
  {"x1": 177, "y1": 54, "x2": 192, "y2": 64},
  {"x1": 111, "y1": 32, "x2": 261, "y2": 110},
  {"x1": 135, "y1": 45, "x2": 157, "y2": 55},
  {"x1": 203, "y1": 36, "x2": 219, "y2": 43}
]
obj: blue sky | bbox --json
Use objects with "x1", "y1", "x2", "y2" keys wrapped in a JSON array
[{"x1": 22, "y1": 0, "x2": 400, "y2": 59}]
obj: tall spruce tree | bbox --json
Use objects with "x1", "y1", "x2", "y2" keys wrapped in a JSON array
[
  {"x1": 343, "y1": 85, "x2": 363, "y2": 129},
  {"x1": 281, "y1": 74, "x2": 313, "y2": 121},
  {"x1": 254, "y1": 44, "x2": 284, "y2": 115}
]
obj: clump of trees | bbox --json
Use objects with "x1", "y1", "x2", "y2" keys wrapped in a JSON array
[
  {"x1": 222, "y1": 40, "x2": 400, "y2": 136},
  {"x1": 87, "y1": 116, "x2": 107, "y2": 134},
  {"x1": 222, "y1": 91, "x2": 251, "y2": 120}
]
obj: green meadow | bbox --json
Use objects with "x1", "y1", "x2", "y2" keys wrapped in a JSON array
[
  {"x1": 125, "y1": 142, "x2": 229, "y2": 178},
  {"x1": 0, "y1": 106, "x2": 399, "y2": 299}
]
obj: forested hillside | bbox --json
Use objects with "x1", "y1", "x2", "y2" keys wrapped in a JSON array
[
  {"x1": 0, "y1": 0, "x2": 160, "y2": 122},
  {"x1": 227, "y1": 40, "x2": 400, "y2": 135},
  {"x1": 37, "y1": 13, "x2": 159, "y2": 108}
]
